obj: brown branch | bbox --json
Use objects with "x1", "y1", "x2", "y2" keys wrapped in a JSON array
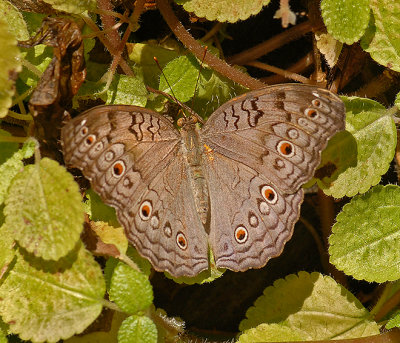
[
  {"x1": 318, "y1": 189, "x2": 348, "y2": 287},
  {"x1": 97, "y1": 0, "x2": 120, "y2": 53},
  {"x1": 81, "y1": 15, "x2": 133, "y2": 76},
  {"x1": 130, "y1": 0, "x2": 147, "y2": 30},
  {"x1": 156, "y1": 0, "x2": 266, "y2": 90},
  {"x1": 227, "y1": 20, "x2": 313, "y2": 66}
]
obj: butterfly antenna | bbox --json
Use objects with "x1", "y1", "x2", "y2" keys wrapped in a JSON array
[
  {"x1": 154, "y1": 56, "x2": 180, "y2": 104},
  {"x1": 191, "y1": 46, "x2": 208, "y2": 111},
  {"x1": 153, "y1": 56, "x2": 204, "y2": 123}
]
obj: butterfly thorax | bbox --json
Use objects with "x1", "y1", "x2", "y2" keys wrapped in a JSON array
[{"x1": 179, "y1": 117, "x2": 210, "y2": 227}]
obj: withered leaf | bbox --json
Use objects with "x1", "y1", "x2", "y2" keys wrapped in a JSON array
[{"x1": 19, "y1": 17, "x2": 86, "y2": 160}]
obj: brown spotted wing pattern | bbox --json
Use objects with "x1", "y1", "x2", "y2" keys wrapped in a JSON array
[
  {"x1": 201, "y1": 84, "x2": 345, "y2": 271},
  {"x1": 61, "y1": 84, "x2": 345, "y2": 277}
]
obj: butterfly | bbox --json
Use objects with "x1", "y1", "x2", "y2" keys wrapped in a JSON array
[{"x1": 61, "y1": 83, "x2": 345, "y2": 278}]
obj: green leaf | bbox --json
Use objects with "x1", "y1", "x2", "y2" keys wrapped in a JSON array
[
  {"x1": 117, "y1": 315, "x2": 157, "y2": 343},
  {"x1": 0, "y1": 0, "x2": 29, "y2": 40},
  {"x1": 0, "y1": 224, "x2": 16, "y2": 280},
  {"x1": 109, "y1": 261, "x2": 153, "y2": 314},
  {"x1": 159, "y1": 55, "x2": 200, "y2": 103},
  {"x1": 91, "y1": 221, "x2": 128, "y2": 255},
  {"x1": 42, "y1": 0, "x2": 96, "y2": 14},
  {"x1": 21, "y1": 12, "x2": 47, "y2": 36},
  {"x1": 0, "y1": 139, "x2": 35, "y2": 205},
  {"x1": 238, "y1": 323, "x2": 306, "y2": 343},
  {"x1": 361, "y1": 0, "x2": 400, "y2": 72},
  {"x1": 193, "y1": 67, "x2": 248, "y2": 119},
  {"x1": 395, "y1": 91, "x2": 400, "y2": 110},
  {"x1": 321, "y1": 96, "x2": 396, "y2": 197},
  {"x1": 0, "y1": 321, "x2": 7, "y2": 343},
  {"x1": 312, "y1": 130, "x2": 357, "y2": 193},
  {"x1": 239, "y1": 272, "x2": 379, "y2": 340},
  {"x1": 0, "y1": 16, "x2": 21, "y2": 118},
  {"x1": 0, "y1": 243, "x2": 105, "y2": 342},
  {"x1": 4, "y1": 158, "x2": 85, "y2": 260},
  {"x1": 124, "y1": 246, "x2": 152, "y2": 277},
  {"x1": 105, "y1": 246, "x2": 152, "y2": 291},
  {"x1": 106, "y1": 74, "x2": 148, "y2": 107},
  {"x1": 76, "y1": 79, "x2": 108, "y2": 102},
  {"x1": 321, "y1": 0, "x2": 370, "y2": 44},
  {"x1": 329, "y1": 185, "x2": 400, "y2": 282},
  {"x1": 0, "y1": 129, "x2": 19, "y2": 164},
  {"x1": 175, "y1": 0, "x2": 271, "y2": 23},
  {"x1": 86, "y1": 188, "x2": 119, "y2": 228},
  {"x1": 386, "y1": 311, "x2": 400, "y2": 329},
  {"x1": 18, "y1": 44, "x2": 52, "y2": 93},
  {"x1": 104, "y1": 256, "x2": 119, "y2": 291},
  {"x1": 65, "y1": 310, "x2": 127, "y2": 343},
  {"x1": 126, "y1": 42, "x2": 181, "y2": 89}
]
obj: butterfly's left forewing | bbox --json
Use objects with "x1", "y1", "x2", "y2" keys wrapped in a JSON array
[
  {"x1": 61, "y1": 105, "x2": 209, "y2": 277},
  {"x1": 201, "y1": 84, "x2": 345, "y2": 271}
]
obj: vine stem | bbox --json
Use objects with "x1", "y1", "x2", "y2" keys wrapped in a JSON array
[
  {"x1": 373, "y1": 285, "x2": 400, "y2": 323},
  {"x1": 156, "y1": 0, "x2": 266, "y2": 90}
]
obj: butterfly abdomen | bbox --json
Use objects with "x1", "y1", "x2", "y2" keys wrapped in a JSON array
[{"x1": 180, "y1": 123, "x2": 210, "y2": 226}]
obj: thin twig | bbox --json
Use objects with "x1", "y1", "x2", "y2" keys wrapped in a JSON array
[
  {"x1": 260, "y1": 52, "x2": 314, "y2": 84},
  {"x1": 246, "y1": 60, "x2": 312, "y2": 84}
]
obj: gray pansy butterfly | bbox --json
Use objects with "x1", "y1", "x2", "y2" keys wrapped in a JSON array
[{"x1": 61, "y1": 83, "x2": 345, "y2": 278}]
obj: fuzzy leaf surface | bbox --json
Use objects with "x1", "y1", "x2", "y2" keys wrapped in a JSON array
[
  {"x1": 0, "y1": 244, "x2": 105, "y2": 342},
  {"x1": 321, "y1": 96, "x2": 396, "y2": 197},
  {"x1": 321, "y1": 0, "x2": 370, "y2": 44},
  {"x1": 313, "y1": 130, "x2": 357, "y2": 194},
  {"x1": 158, "y1": 55, "x2": 199, "y2": 103},
  {"x1": 0, "y1": 224, "x2": 16, "y2": 280},
  {"x1": 42, "y1": 0, "x2": 96, "y2": 14},
  {"x1": 0, "y1": 16, "x2": 21, "y2": 118},
  {"x1": 175, "y1": 0, "x2": 271, "y2": 23},
  {"x1": 238, "y1": 323, "x2": 305, "y2": 342},
  {"x1": 106, "y1": 74, "x2": 148, "y2": 107},
  {"x1": 330, "y1": 185, "x2": 400, "y2": 282},
  {"x1": 0, "y1": 140, "x2": 35, "y2": 205},
  {"x1": 239, "y1": 272, "x2": 379, "y2": 340},
  {"x1": 361, "y1": 0, "x2": 400, "y2": 72},
  {"x1": 117, "y1": 315, "x2": 157, "y2": 343},
  {"x1": 5, "y1": 158, "x2": 84, "y2": 260},
  {"x1": 0, "y1": 0, "x2": 29, "y2": 40},
  {"x1": 109, "y1": 261, "x2": 153, "y2": 314}
]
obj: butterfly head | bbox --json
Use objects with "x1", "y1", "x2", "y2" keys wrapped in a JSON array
[{"x1": 177, "y1": 115, "x2": 198, "y2": 130}]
